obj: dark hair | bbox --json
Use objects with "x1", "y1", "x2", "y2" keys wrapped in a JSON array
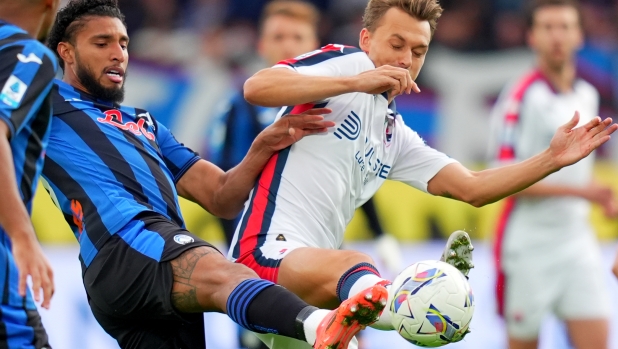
[
  {"x1": 47, "y1": 0, "x2": 126, "y2": 69},
  {"x1": 526, "y1": 0, "x2": 582, "y2": 28},
  {"x1": 363, "y1": 0, "x2": 443, "y2": 37}
]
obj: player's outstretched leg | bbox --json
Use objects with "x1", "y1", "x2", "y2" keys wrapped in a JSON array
[
  {"x1": 312, "y1": 284, "x2": 388, "y2": 349},
  {"x1": 171, "y1": 246, "x2": 383, "y2": 349},
  {"x1": 440, "y1": 230, "x2": 474, "y2": 276}
]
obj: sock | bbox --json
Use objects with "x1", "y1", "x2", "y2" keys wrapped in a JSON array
[
  {"x1": 227, "y1": 279, "x2": 318, "y2": 342},
  {"x1": 301, "y1": 308, "x2": 331, "y2": 345},
  {"x1": 337, "y1": 262, "x2": 386, "y2": 302}
]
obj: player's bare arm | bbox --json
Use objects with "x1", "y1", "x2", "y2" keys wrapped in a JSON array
[
  {"x1": 612, "y1": 251, "x2": 618, "y2": 280},
  {"x1": 0, "y1": 120, "x2": 54, "y2": 309},
  {"x1": 513, "y1": 182, "x2": 618, "y2": 218},
  {"x1": 428, "y1": 112, "x2": 618, "y2": 207},
  {"x1": 244, "y1": 65, "x2": 418, "y2": 107},
  {"x1": 177, "y1": 109, "x2": 334, "y2": 218}
]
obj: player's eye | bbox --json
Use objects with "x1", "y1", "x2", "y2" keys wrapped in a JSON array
[
  {"x1": 391, "y1": 45, "x2": 403, "y2": 50},
  {"x1": 413, "y1": 51, "x2": 425, "y2": 58},
  {"x1": 95, "y1": 43, "x2": 106, "y2": 48}
]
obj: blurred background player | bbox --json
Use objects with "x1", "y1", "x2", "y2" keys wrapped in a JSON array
[
  {"x1": 205, "y1": 0, "x2": 403, "y2": 277},
  {"x1": 489, "y1": 1, "x2": 617, "y2": 349},
  {"x1": 0, "y1": 0, "x2": 59, "y2": 347}
]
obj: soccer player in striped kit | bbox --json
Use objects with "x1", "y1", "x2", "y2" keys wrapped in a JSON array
[
  {"x1": 0, "y1": 0, "x2": 60, "y2": 347},
  {"x1": 489, "y1": 1, "x2": 616, "y2": 349},
  {"x1": 40, "y1": 1, "x2": 390, "y2": 348}
]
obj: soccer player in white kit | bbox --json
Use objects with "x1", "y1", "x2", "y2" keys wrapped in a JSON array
[
  {"x1": 229, "y1": 0, "x2": 617, "y2": 348},
  {"x1": 489, "y1": 1, "x2": 617, "y2": 349}
]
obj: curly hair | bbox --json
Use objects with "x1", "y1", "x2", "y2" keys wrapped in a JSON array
[{"x1": 47, "y1": 0, "x2": 126, "y2": 70}]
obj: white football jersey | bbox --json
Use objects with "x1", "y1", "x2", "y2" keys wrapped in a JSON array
[
  {"x1": 489, "y1": 71, "x2": 600, "y2": 253},
  {"x1": 229, "y1": 45, "x2": 456, "y2": 262}
]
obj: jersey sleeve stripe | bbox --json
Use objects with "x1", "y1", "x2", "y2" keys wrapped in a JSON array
[{"x1": 277, "y1": 44, "x2": 362, "y2": 68}]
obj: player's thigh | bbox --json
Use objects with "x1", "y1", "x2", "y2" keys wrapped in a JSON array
[
  {"x1": 565, "y1": 319, "x2": 609, "y2": 349},
  {"x1": 557, "y1": 253, "x2": 610, "y2": 349},
  {"x1": 503, "y1": 258, "x2": 558, "y2": 341},
  {"x1": 278, "y1": 247, "x2": 375, "y2": 309}
]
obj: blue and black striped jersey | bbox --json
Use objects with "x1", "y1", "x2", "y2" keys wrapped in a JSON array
[
  {"x1": 0, "y1": 20, "x2": 57, "y2": 314},
  {"x1": 42, "y1": 80, "x2": 200, "y2": 268}
]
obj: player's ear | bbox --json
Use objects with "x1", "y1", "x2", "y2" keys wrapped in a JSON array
[
  {"x1": 526, "y1": 29, "x2": 535, "y2": 50},
  {"x1": 359, "y1": 28, "x2": 371, "y2": 53},
  {"x1": 57, "y1": 41, "x2": 75, "y2": 66}
]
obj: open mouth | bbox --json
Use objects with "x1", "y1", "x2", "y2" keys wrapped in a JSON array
[{"x1": 105, "y1": 67, "x2": 124, "y2": 84}]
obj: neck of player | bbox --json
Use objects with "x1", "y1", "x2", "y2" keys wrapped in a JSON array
[{"x1": 537, "y1": 57, "x2": 577, "y2": 94}]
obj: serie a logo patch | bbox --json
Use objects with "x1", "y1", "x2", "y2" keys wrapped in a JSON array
[{"x1": 0, "y1": 75, "x2": 27, "y2": 108}]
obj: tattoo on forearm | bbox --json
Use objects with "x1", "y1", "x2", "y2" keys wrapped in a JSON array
[{"x1": 170, "y1": 247, "x2": 212, "y2": 312}]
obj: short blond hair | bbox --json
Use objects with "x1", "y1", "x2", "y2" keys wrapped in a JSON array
[
  {"x1": 260, "y1": 0, "x2": 320, "y2": 33},
  {"x1": 363, "y1": 0, "x2": 443, "y2": 36}
]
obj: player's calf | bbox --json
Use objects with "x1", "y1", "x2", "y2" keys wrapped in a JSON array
[{"x1": 279, "y1": 248, "x2": 383, "y2": 308}]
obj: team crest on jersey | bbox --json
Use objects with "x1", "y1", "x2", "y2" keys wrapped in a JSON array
[
  {"x1": 385, "y1": 109, "x2": 396, "y2": 146},
  {"x1": 174, "y1": 234, "x2": 194, "y2": 245},
  {"x1": 97, "y1": 109, "x2": 155, "y2": 140}
]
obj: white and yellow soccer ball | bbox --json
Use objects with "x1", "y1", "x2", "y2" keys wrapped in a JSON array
[{"x1": 389, "y1": 260, "x2": 474, "y2": 347}]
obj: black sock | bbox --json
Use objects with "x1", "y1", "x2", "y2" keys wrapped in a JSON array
[{"x1": 245, "y1": 283, "x2": 318, "y2": 341}]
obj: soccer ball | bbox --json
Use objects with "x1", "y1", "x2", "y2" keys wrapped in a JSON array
[{"x1": 389, "y1": 260, "x2": 474, "y2": 347}]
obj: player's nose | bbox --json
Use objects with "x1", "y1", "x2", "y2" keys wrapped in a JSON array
[
  {"x1": 399, "y1": 52, "x2": 412, "y2": 70},
  {"x1": 110, "y1": 43, "x2": 126, "y2": 63}
]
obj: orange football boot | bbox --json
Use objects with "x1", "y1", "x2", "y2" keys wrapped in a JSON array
[{"x1": 313, "y1": 284, "x2": 388, "y2": 349}]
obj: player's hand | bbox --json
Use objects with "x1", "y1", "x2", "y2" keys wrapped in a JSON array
[
  {"x1": 612, "y1": 250, "x2": 618, "y2": 280},
  {"x1": 11, "y1": 233, "x2": 54, "y2": 309},
  {"x1": 548, "y1": 112, "x2": 617, "y2": 169},
  {"x1": 584, "y1": 182, "x2": 618, "y2": 218},
  {"x1": 351, "y1": 65, "x2": 420, "y2": 98},
  {"x1": 256, "y1": 108, "x2": 334, "y2": 152}
]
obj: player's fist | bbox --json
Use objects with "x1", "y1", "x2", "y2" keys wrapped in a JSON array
[
  {"x1": 255, "y1": 108, "x2": 334, "y2": 153},
  {"x1": 548, "y1": 112, "x2": 617, "y2": 169},
  {"x1": 350, "y1": 65, "x2": 420, "y2": 98}
]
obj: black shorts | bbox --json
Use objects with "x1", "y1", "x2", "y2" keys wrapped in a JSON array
[{"x1": 83, "y1": 213, "x2": 217, "y2": 349}]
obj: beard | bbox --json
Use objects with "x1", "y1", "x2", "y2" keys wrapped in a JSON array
[{"x1": 75, "y1": 55, "x2": 126, "y2": 104}]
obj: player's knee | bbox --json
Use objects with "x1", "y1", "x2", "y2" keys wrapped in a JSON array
[
  {"x1": 192, "y1": 254, "x2": 258, "y2": 289},
  {"x1": 340, "y1": 250, "x2": 376, "y2": 270}
]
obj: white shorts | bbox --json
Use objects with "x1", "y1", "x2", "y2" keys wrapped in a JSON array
[{"x1": 501, "y1": 241, "x2": 610, "y2": 340}]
